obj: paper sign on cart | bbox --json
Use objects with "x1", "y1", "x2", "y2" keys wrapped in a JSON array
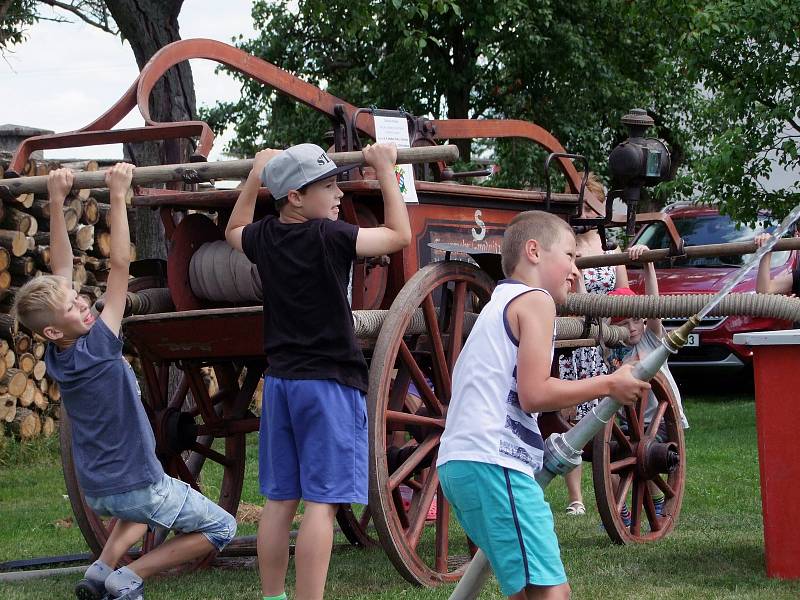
[{"x1": 373, "y1": 114, "x2": 418, "y2": 203}]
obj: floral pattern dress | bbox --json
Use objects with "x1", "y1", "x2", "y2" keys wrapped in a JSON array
[{"x1": 558, "y1": 256, "x2": 617, "y2": 421}]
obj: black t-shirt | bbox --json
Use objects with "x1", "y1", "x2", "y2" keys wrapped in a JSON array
[{"x1": 242, "y1": 215, "x2": 368, "y2": 392}]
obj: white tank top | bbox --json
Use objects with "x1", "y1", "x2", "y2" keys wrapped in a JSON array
[{"x1": 437, "y1": 281, "x2": 554, "y2": 477}]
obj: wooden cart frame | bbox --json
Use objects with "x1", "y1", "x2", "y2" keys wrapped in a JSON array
[{"x1": 8, "y1": 38, "x2": 686, "y2": 587}]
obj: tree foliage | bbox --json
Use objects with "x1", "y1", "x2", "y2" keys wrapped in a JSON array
[
  {"x1": 1, "y1": 0, "x2": 39, "y2": 48},
  {"x1": 649, "y1": 0, "x2": 800, "y2": 224},
  {"x1": 202, "y1": 0, "x2": 696, "y2": 191},
  {"x1": 6, "y1": 0, "x2": 797, "y2": 222},
  {"x1": 0, "y1": 0, "x2": 116, "y2": 50},
  {"x1": 203, "y1": 0, "x2": 799, "y2": 222},
  {"x1": 3, "y1": 0, "x2": 194, "y2": 259}
]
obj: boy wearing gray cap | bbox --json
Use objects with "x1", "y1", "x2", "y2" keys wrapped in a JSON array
[{"x1": 225, "y1": 142, "x2": 410, "y2": 600}]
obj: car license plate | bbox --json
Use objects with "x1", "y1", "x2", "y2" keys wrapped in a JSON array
[{"x1": 685, "y1": 333, "x2": 699, "y2": 347}]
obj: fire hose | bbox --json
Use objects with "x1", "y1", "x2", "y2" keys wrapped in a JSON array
[
  {"x1": 560, "y1": 292, "x2": 800, "y2": 322},
  {"x1": 352, "y1": 310, "x2": 631, "y2": 346},
  {"x1": 117, "y1": 290, "x2": 800, "y2": 344}
]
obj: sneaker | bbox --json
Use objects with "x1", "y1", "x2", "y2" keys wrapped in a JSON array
[
  {"x1": 75, "y1": 579, "x2": 107, "y2": 600},
  {"x1": 111, "y1": 582, "x2": 144, "y2": 600},
  {"x1": 622, "y1": 514, "x2": 632, "y2": 527}
]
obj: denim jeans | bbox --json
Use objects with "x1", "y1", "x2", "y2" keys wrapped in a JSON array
[{"x1": 86, "y1": 473, "x2": 237, "y2": 551}]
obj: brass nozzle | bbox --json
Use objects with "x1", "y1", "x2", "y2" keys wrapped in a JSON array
[{"x1": 665, "y1": 314, "x2": 700, "y2": 350}]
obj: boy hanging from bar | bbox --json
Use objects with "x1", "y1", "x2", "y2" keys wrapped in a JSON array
[{"x1": 13, "y1": 166, "x2": 237, "y2": 600}]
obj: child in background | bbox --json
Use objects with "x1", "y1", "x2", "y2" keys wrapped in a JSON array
[
  {"x1": 558, "y1": 173, "x2": 629, "y2": 517},
  {"x1": 608, "y1": 244, "x2": 690, "y2": 521},
  {"x1": 753, "y1": 230, "x2": 800, "y2": 294}
]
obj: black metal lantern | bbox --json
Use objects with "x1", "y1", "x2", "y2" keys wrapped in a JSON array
[{"x1": 609, "y1": 108, "x2": 671, "y2": 235}]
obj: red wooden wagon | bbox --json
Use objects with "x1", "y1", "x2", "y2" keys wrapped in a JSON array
[{"x1": 7, "y1": 39, "x2": 686, "y2": 587}]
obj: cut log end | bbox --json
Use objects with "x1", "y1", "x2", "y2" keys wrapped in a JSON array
[
  {"x1": 41, "y1": 415, "x2": 55, "y2": 437},
  {"x1": 11, "y1": 407, "x2": 41, "y2": 439},
  {"x1": 0, "y1": 393, "x2": 16, "y2": 422}
]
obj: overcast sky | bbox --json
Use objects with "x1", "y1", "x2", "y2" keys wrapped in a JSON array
[{"x1": 1, "y1": 0, "x2": 257, "y2": 161}]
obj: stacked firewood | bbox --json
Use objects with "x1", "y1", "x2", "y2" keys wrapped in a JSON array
[{"x1": 0, "y1": 153, "x2": 138, "y2": 441}]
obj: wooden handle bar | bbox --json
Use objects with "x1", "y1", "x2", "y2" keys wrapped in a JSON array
[
  {"x1": 576, "y1": 237, "x2": 800, "y2": 269},
  {"x1": 0, "y1": 145, "x2": 459, "y2": 197}
]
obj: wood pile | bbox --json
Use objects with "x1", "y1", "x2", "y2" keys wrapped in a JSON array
[{"x1": 0, "y1": 153, "x2": 138, "y2": 442}]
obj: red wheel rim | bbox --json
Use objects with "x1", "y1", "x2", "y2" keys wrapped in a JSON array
[
  {"x1": 368, "y1": 261, "x2": 494, "y2": 587},
  {"x1": 592, "y1": 372, "x2": 686, "y2": 544}
]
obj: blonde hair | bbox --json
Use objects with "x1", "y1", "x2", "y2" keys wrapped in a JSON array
[
  {"x1": 501, "y1": 211, "x2": 574, "y2": 277},
  {"x1": 569, "y1": 172, "x2": 605, "y2": 202},
  {"x1": 12, "y1": 275, "x2": 68, "y2": 336}
]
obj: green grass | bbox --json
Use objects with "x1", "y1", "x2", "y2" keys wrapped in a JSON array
[
  {"x1": 2, "y1": 396, "x2": 800, "y2": 599},
  {"x1": 0, "y1": 435, "x2": 88, "y2": 561}
]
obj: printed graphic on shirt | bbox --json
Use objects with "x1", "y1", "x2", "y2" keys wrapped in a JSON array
[
  {"x1": 125, "y1": 359, "x2": 141, "y2": 397},
  {"x1": 499, "y1": 375, "x2": 544, "y2": 466},
  {"x1": 609, "y1": 345, "x2": 635, "y2": 372}
]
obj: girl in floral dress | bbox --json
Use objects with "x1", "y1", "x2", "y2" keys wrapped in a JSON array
[{"x1": 558, "y1": 177, "x2": 629, "y2": 516}]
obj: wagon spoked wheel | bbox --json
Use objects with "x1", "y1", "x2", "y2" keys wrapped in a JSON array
[
  {"x1": 368, "y1": 260, "x2": 494, "y2": 587},
  {"x1": 336, "y1": 503, "x2": 378, "y2": 548},
  {"x1": 592, "y1": 372, "x2": 686, "y2": 544},
  {"x1": 61, "y1": 360, "x2": 259, "y2": 568},
  {"x1": 60, "y1": 407, "x2": 110, "y2": 558}
]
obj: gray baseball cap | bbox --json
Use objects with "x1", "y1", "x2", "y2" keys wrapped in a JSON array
[{"x1": 260, "y1": 143, "x2": 357, "y2": 200}]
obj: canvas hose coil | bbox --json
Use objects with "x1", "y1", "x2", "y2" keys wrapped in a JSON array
[{"x1": 560, "y1": 292, "x2": 800, "y2": 322}]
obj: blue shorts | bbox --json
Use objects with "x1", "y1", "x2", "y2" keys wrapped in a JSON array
[
  {"x1": 259, "y1": 377, "x2": 368, "y2": 504},
  {"x1": 439, "y1": 460, "x2": 567, "y2": 595},
  {"x1": 85, "y1": 473, "x2": 237, "y2": 551}
]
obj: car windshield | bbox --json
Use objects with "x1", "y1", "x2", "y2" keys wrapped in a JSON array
[{"x1": 635, "y1": 214, "x2": 788, "y2": 268}]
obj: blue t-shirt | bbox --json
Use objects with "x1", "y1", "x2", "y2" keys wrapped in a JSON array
[{"x1": 45, "y1": 318, "x2": 164, "y2": 497}]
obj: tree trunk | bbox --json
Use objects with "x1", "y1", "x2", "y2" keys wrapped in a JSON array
[
  {"x1": 444, "y1": 32, "x2": 477, "y2": 164},
  {"x1": 104, "y1": 0, "x2": 195, "y2": 262},
  {"x1": 104, "y1": 0, "x2": 193, "y2": 403}
]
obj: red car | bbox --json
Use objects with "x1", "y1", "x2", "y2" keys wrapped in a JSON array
[{"x1": 626, "y1": 203, "x2": 798, "y2": 372}]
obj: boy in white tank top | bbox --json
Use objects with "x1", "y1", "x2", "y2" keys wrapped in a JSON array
[{"x1": 437, "y1": 211, "x2": 650, "y2": 600}]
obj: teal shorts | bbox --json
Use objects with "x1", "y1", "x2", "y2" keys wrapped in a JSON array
[{"x1": 439, "y1": 460, "x2": 567, "y2": 595}]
